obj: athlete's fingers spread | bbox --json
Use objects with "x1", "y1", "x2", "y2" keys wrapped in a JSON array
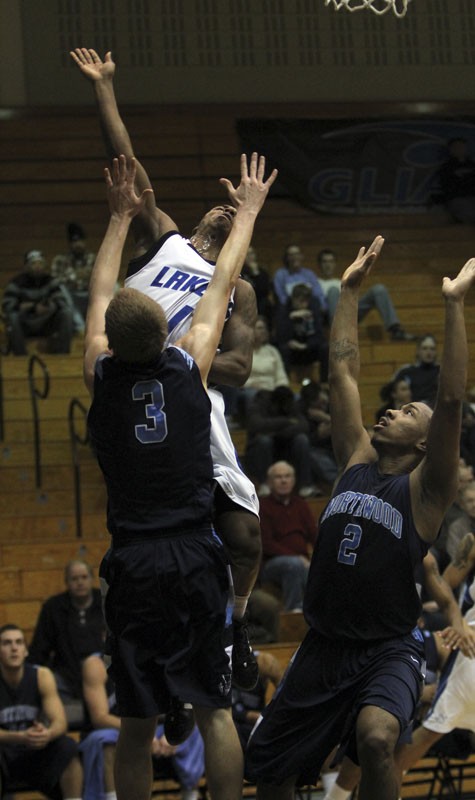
[
  {"x1": 265, "y1": 167, "x2": 278, "y2": 188},
  {"x1": 240, "y1": 153, "x2": 249, "y2": 181},
  {"x1": 249, "y1": 152, "x2": 258, "y2": 180},
  {"x1": 104, "y1": 167, "x2": 112, "y2": 188},
  {"x1": 257, "y1": 155, "x2": 266, "y2": 182}
]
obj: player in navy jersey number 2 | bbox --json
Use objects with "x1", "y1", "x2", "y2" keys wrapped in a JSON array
[
  {"x1": 71, "y1": 47, "x2": 265, "y2": 695},
  {"x1": 84, "y1": 153, "x2": 276, "y2": 800},
  {"x1": 246, "y1": 237, "x2": 475, "y2": 800}
]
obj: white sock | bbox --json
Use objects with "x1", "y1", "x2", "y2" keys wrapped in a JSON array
[
  {"x1": 233, "y1": 594, "x2": 250, "y2": 620},
  {"x1": 104, "y1": 793, "x2": 117, "y2": 800},
  {"x1": 322, "y1": 782, "x2": 351, "y2": 800},
  {"x1": 321, "y1": 771, "x2": 339, "y2": 792},
  {"x1": 181, "y1": 790, "x2": 199, "y2": 800}
]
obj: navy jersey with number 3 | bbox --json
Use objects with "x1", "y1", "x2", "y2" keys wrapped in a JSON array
[
  {"x1": 304, "y1": 462, "x2": 429, "y2": 640},
  {"x1": 88, "y1": 346, "x2": 214, "y2": 536}
]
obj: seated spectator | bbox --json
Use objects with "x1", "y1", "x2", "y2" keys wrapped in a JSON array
[
  {"x1": 232, "y1": 650, "x2": 284, "y2": 751},
  {"x1": 316, "y1": 248, "x2": 414, "y2": 341},
  {"x1": 2, "y1": 250, "x2": 74, "y2": 355},
  {"x1": 375, "y1": 376, "x2": 412, "y2": 422},
  {"x1": 51, "y1": 223, "x2": 96, "y2": 333},
  {"x1": 275, "y1": 283, "x2": 329, "y2": 381},
  {"x1": 298, "y1": 381, "x2": 338, "y2": 486},
  {"x1": 28, "y1": 559, "x2": 105, "y2": 709},
  {"x1": 0, "y1": 623, "x2": 83, "y2": 799},
  {"x1": 433, "y1": 458, "x2": 475, "y2": 570},
  {"x1": 445, "y1": 480, "x2": 475, "y2": 562},
  {"x1": 241, "y1": 246, "x2": 275, "y2": 329},
  {"x1": 245, "y1": 387, "x2": 321, "y2": 497},
  {"x1": 259, "y1": 461, "x2": 317, "y2": 610},
  {"x1": 80, "y1": 653, "x2": 204, "y2": 800},
  {"x1": 219, "y1": 315, "x2": 289, "y2": 426},
  {"x1": 435, "y1": 137, "x2": 475, "y2": 225},
  {"x1": 273, "y1": 244, "x2": 327, "y2": 312},
  {"x1": 394, "y1": 333, "x2": 440, "y2": 405}
]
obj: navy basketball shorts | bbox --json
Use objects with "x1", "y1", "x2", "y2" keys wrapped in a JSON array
[
  {"x1": 99, "y1": 528, "x2": 234, "y2": 718},
  {"x1": 0, "y1": 735, "x2": 78, "y2": 795},
  {"x1": 245, "y1": 626, "x2": 425, "y2": 787}
]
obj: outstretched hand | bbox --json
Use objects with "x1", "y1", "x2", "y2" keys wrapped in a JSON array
[
  {"x1": 105, "y1": 155, "x2": 154, "y2": 219},
  {"x1": 219, "y1": 153, "x2": 278, "y2": 216},
  {"x1": 70, "y1": 48, "x2": 115, "y2": 81},
  {"x1": 442, "y1": 257, "x2": 475, "y2": 301},
  {"x1": 340, "y1": 236, "x2": 385, "y2": 290}
]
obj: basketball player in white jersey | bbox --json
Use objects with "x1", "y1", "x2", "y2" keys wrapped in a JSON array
[{"x1": 71, "y1": 47, "x2": 265, "y2": 694}]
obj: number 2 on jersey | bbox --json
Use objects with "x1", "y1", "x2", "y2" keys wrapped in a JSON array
[
  {"x1": 337, "y1": 523, "x2": 362, "y2": 565},
  {"x1": 132, "y1": 379, "x2": 168, "y2": 444}
]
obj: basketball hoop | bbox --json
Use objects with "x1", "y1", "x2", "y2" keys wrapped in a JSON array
[{"x1": 324, "y1": 0, "x2": 411, "y2": 17}]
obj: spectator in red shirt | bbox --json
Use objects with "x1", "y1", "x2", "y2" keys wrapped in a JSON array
[{"x1": 259, "y1": 461, "x2": 317, "y2": 611}]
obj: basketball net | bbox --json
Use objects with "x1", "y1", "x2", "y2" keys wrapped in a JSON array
[{"x1": 324, "y1": 0, "x2": 411, "y2": 17}]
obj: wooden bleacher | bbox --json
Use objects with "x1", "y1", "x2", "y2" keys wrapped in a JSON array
[{"x1": 1, "y1": 107, "x2": 475, "y2": 797}]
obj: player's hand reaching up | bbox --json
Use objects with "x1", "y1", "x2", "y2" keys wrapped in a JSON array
[
  {"x1": 105, "y1": 155, "x2": 154, "y2": 220},
  {"x1": 70, "y1": 48, "x2": 115, "y2": 82},
  {"x1": 442, "y1": 257, "x2": 475, "y2": 301},
  {"x1": 220, "y1": 152, "x2": 278, "y2": 217},
  {"x1": 340, "y1": 235, "x2": 385, "y2": 290}
]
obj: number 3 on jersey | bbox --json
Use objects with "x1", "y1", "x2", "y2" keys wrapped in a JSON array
[
  {"x1": 337, "y1": 524, "x2": 362, "y2": 565},
  {"x1": 133, "y1": 379, "x2": 168, "y2": 444}
]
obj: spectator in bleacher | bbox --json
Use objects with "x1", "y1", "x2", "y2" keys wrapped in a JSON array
[
  {"x1": 315, "y1": 248, "x2": 414, "y2": 341},
  {"x1": 232, "y1": 650, "x2": 284, "y2": 751},
  {"x1": 393, "y1": 334, "x2": 440, "y2": 406},
  {"x1": 2, "y1": 249, "x2": 74, "y2": 355},
  {"x1": 445, "y1": 481, "x2": 475, "y2": 562},
  {"x1": 218, "y1": 315, "x2": 289, "y2": 427},
  {"x1": 273, "y1": 244, "x2": 327, "y2": 312},
  {"x1": 275, "y1": 283, "x2": 329, "y2": 381},
  {"x1": 80, "y1": 653, "x2": 204, "y2": 800},
  {"x1": 375, "y1": 376, "x2": 412, "y2": 423},
  {"x1": 435, "y1": 137, "x2": 475, "y2": 225},
  {"x1": 0, "y1": 623, "x2": 83, "y2": 799},
  {"x1": 432, "y1": 458, "x2": 475, "y2": 570},
  {"x1": 298, "y1": 381, "x2": 338, "y2": 486},
  {"x1": 245, "y1": 386, "x2": 321, "y2": 498},
  {"x1": 28, "y1": 559, "x2": 105, "y2": 709},
  {"x1": 258, "y1": 461, "x2": 317, "y2": 611},
  {"x1": 241, "y1": 246, "x2": 274, "y2": 329},
  {"x1": 51, "y1": 223, "x2": 96, "y2": 334}
]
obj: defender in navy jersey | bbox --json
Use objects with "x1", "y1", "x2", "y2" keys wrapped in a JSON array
[
  {"x1": 0, "y1": 624, "x2": 82, "y2": 798},
  {"x1": 83, "y1": 155, "x2": 276, "y2": 800},
  {"x1": 72, "y1": 47, "x2": 264, "y2": 692},
  {"x1": 246, "y1": 237, "x2": 475, "y2": 800}
]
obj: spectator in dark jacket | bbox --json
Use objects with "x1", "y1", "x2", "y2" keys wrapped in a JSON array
[
  {"x1": 245, "y1": 386, "x2": 321, "y2": 498},
  {"x1": 28, "y1": 559, "x2": 105, "y2": 703},
  {"x1": 275, "y1": 283, "x2": 328, "y2": 381},
  {"x1": 2, "y1": 250, "x2": 74, "y2": 355}
]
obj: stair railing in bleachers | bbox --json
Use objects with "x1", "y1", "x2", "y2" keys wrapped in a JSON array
[
  {"x1": 68, "y1": 397, "x2": 89, "y2": 539},
  {"x1": 28, "y1": 354, "x2": 50, "y2": 488}
]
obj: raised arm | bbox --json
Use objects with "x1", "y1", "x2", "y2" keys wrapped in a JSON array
[
  {"x1": 70, "y1": 48, "x2": 176, "y2": 249},
  {"x1": 83, "y1": 156, "x2": 153, "y2": 395},
  {"x1": 410, "y1": 258, "x2": 475, "y2": 541},
  {"x1": 423, "y1": 551, "x2": 475, "y2": 658},
  {"x1": 328, "y1": 236, "x2": 384, "y2": 472},
  {"x1": 177, "y1": 153, "x2": 277, "y2": 384}
]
